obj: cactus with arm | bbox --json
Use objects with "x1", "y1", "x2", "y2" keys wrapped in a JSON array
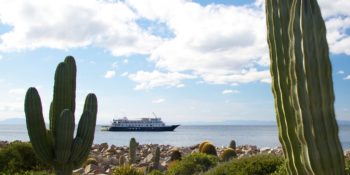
[
  {"x1": 25, "y1": 56, "x2": 98, "y2": 175},
  {"x1": 266, "y1": 0, "x2": 345, "y2": 174}
]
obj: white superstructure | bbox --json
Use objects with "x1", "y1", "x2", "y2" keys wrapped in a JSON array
[{"x1": 111, "y1": 117, "x2": 166, "y2": 128}]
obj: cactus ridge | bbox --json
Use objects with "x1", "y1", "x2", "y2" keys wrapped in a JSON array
[
  {"x1": 266, "y1": 0, "x2": 344, "y2": 174},
  {"x1": 24, "y1": 56, "x2": 97, "y2": 175}
]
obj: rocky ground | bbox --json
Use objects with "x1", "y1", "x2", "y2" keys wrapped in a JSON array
[
  {"x1": 75, "y1": 143, "x2": 283, "y2": 174},
  {"x1": 2, "y1": 140, "x2": 350, "y2": 175}
]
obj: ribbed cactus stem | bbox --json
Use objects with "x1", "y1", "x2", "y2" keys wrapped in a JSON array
[
  {"x1": 129, "y1": 138, "x2": 138, "y2": 164},
  {"x1": 25, "y1": 88, "x2": 54, "y2": 163},
  {"x1": 266, "y1": 0, "x2": 345, "y2": 174},
  {"x1": 24, "y1": 56, "x2": 98, "y2": 175},
  {"x1": 229, "y1": 140, "x2": 236, "y2": 150},
  {"x1": 153, "y1": 147, "x2": 160, "y2": 169}
]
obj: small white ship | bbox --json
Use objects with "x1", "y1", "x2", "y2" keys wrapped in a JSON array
[{"x1": 102, "y1": 113, "x2": 179, "y2": 132}]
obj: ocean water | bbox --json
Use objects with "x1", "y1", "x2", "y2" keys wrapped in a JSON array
[{"x1": 1, "y1": 124, "x2": 350, "y2": 149}]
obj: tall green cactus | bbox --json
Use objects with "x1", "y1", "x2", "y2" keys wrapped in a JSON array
[
  {"x1": 153, "y1": 147, "x2": 160, "y2": 169},
  {"x1": 229, "y1": 140, "x2": 236, "y2": 150},
  {"x1": 24, "y1": 56, "x2": 98, "y2": 175},
  {"x1": 266, "y1": 0, "x2": 345, "y2": 174},
  {"x1": 129, "y1": 137, "x2": 139, "y2": 164}
]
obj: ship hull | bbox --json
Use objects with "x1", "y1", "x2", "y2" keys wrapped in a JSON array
[{"x1": 106, "y1": 125, "x2": 179, "y2": 132}]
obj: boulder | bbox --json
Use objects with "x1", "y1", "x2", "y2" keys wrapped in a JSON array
[{"x1": 84, "y1": 164, "x2": 98, "y2": 174}]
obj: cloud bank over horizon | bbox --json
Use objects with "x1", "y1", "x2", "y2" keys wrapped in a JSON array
[{"x1": 1, "y1": 0, "x2": 348, "y2": 90}]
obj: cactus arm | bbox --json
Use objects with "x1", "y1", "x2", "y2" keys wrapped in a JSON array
[
  {"x1": 83, "y1": 93, "x2": 98, "y2": 118},
  {"x1": 55, "y1": 109, "x2": 75, "y2": 164},
  {"x1": 266, "y1": 0, "x2": 345, "y2": 174},
  {"x1": 71, "y1": 93, "x2": 98, "y2": 168},
  {"x1": 71, "y1": 112, "x2": 94, "y2": 168},
  {"x1": 51, "y1": 56, "x2": 77, "y2": 136},
  {"x1": 64, "y1": 56, "x2": 77, "y2": 114},
  {"x1": 68, "y1": 137, "x2": 83, "y2": 163},
  {"x1": 24, "y1": 87, "x2": 54, "y2": 163}
]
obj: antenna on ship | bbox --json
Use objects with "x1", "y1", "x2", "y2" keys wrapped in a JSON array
[{"x1": 152, "y1": 112, "x2": 158, "y2": 119}]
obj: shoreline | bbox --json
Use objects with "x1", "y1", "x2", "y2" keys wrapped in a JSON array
[{"x1": 2, "y1": 140, "x2": 350, "y2": 175}]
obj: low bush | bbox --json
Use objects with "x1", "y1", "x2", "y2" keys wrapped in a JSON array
[
  {"x1": 147, "y1": 169, "x2": 164, "y2": 175},
  {"x1": 0, "y1": 141, "x2": 50, "y2": 174},
  {"x1": 112, "y1": 165, "x2": 143, "y2": 175},
  {"x1": 345, "y1": 157, "x2": 350, "y2": 175},
  {"x1": 166, "y1": 153, "x2": 218, "y2": 175},
  {"x1": 203, "y1": 154, "x2": 284, "y2": 175}
]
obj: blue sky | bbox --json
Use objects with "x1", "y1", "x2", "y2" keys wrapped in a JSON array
[{"x1": 0, "y1": 0, "x2": 349, "y2": 124}]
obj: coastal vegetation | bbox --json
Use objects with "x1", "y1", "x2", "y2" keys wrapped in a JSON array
[
  {"x1": 1, "y1": 140, "x2": 350, "y2": 174},
  {"x1": 8, "y1": 0, "x2": 345, "y2": 174}
]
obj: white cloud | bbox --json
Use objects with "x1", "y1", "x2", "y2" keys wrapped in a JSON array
[
  {"x1": 201, "y1": 69, "x2": 270, "y2": 85},
  {"x1": 338, "y1": 70, "x2": 345, "y2": 74},
  {"x1": 0, "y1": 0, "x2": 162, "y2": 55},
  {"x1": 222, "y1": 89, "x2": 240, "y2": 95},
  {"x1": 104, "y1": 70, "x2": 116, "y2": 78},
  {"x1": 128, "y1": 70, "x2": 196, "y2": 90},
  {"x1": 111, "y1": 62, "x2": 118, "y2": 68},
  {"x1": 123, "y1": 59, "x2": 129, "y2": 64},
  {"x1": 0, "y1": 55, "x2": 2, "y2": 60},
  {"x1": 152, "y1": 98, "x2": 165, "y2": 104},
  {"x1": 121, "y1": 72, "x2": 129, "y2": 77},
  {"x1": 8, "y1": 88, "x2": 26, "y2": 95},
  {"x1": 1, "y1": 0, "x2": 349, "y2": 87},
  {"x1": 127, "y1": 0, "x2": 269, "y2": 85},
  {"x1": 344, "y1": 75, "x2": 350, "y2": 80}
]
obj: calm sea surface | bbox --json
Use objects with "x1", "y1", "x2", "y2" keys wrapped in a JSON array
[{"x1": 1, "y1": 124, "x2": 349, "y2": 149}]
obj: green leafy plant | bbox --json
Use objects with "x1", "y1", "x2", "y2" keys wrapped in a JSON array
[
  {"x1": 266, "y1": 1, "x2": 345, "y2": 174},
  {"x1": 203, "y1": 154, "x2": 284, "y2": 175},
  {"x1": 0, "y1": 141, "x2": 51, "y2": 174},
  {"x1": 24, "y1": 56, "x2": 98, "y2": 175},
  {"x1": 112, "y1": 165, "x2": 143, "y2": 175},
  {"x1": 166, "y1": 153, "x2": 218, "y2": 175}
]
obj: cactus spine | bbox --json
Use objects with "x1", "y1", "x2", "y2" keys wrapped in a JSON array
[
  {"x1": 266, "y1": 0, "x2": 344, "y2": 174},
  {"x1": 24, "y1": 56, "x2": 98, "y2": 175},
  {"x1": 129, "y1": 138, "x2": 139, "y2": 164}
]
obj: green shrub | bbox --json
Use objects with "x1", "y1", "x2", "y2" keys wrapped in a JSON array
[
  {"x1": 203, "y1": 154, "x2": 284, "y2": 175},
  {"x1": 112, "y1": 165, "x2": 143, "y2": 175},
  {"x1": 345, "y1": 157, "x2": 350, "y2": 175},
  {"x1": 147, "y1": 169, "x2": 164, "y2": 175},
  {"x1": 0, "y1": 141, "x2": 50, "y2": 174},
  {"x1": 166, "y1": 153, "x2": 218, "y2": 175}
]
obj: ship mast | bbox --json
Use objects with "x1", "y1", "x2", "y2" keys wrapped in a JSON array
[{"x1": 152, "y1": 112, "x2": 158, "y2": 119}]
